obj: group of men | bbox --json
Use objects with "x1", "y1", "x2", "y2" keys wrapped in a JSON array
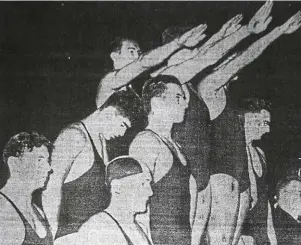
[{"x1": 41, "y1": 2, "x2": 301, "y2": 245}]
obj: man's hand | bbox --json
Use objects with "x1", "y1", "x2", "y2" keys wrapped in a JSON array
[
  {"x1": 219, "y1": 14, "x2": 243, "y2": 38},
  {"x1": 175, "y1": 24, "x2": 207, "y2": 48},
  {"x1": 248, "y1": 0, "x2": 273, "y2": 34},
  {"x1": 280, "y1": 11, "x2": 301, "y2": 34}
]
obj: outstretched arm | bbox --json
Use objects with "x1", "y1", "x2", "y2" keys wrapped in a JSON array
[
  {"x1": 159, "y1": 1, "x2": 273, "y2": 84},
  {"x1": 199, "y1": 10, "x2": 301, "y2": 93},
  {"x1": 95, "y1": 24, "x2": 207, "y2": 108}
]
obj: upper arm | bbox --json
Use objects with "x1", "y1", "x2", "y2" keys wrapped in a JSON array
[
  {"x1": 51, "y1": 127, "x2": 87, "y2": 183},
  {"x1": 96, "y1": 73, "x2": 116, "y2": 108},
  {"x1": 129, "y1": 132, "x2": 162, "y2": 175}
]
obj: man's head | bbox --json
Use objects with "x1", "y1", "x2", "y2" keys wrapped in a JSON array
[
  {"x1": 276, "y1": 176, "x2": 301, "y2": 217},
  {"x1": 142, "y1": 75, "x2": 188, "y2": 124},
  {"x1": 96, "y1": 90, "x2": 143, "y2": 140},
  {"x1": 106, "y1": 156, "x2": 153, "y2": 214},
  {"x1": 2, "y1": 132, "x2": 53, "y2": 191},
  {"x1": 242, "y1": 98, "x2": 271, "y2": 141},
  {"x1": 110, "y1": 37, "x2": 141, "y2": 70}
]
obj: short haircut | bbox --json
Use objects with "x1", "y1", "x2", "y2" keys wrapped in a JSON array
[
  {"x1": 241, "y1": 97, "x2": 271, "y2": 114},
  {"x1": 142, "y1": 74, "x2": 182, "y2": 115},
  {"x1": 99, "y1": 90, "x2": 144, "y2": 126},
  {"x1": 106, "y1": 156, "x2": 143, "y2": 187},
  {"x1": 110, "y1": 37, "x2": 138, "y2": 53},
  {"x1": 1, "y1": 132, "x2": 53, "y2": 186},
  {"x1": 162, "y1": 26, "x2": 193, "y2": 44}
]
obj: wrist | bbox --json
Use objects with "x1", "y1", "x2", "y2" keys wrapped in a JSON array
[{"x1": 171, "y1": 39, "x2": 183, "y2": 50}]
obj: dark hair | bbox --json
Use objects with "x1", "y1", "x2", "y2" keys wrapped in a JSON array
[
  {"x1": 100, "y1": 90, "x2": 144, "y2": 126},
  {"x1": 1, "y1": 132, "x2": 53, "y2": 187},
  {"x1": 162, "y1": 26, "x2": 193, "y2": 44},
  {"x1": 110, "y1": 37, "x2": 138, "y2": 53},
  {"x1": 241, "y1": 97, "x2": 271, "y2": 114},
  {"x1": 106, "y1": 156, "x2": 143, "y2": 187},
  {"x1": 142, "y1": 75, "x2": 182, "y2": 115}
]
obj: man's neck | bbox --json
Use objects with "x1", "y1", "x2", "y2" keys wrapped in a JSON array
[
  {"x1": 147, "y1": 116, "x2": 173, "y2": 139},
  {"x1": 1, "y1": 181, "x2": 33, "y2": 206},
  {"x1": 279, "y1": 203, "x2": 300, "y2": 222},
  {"x1": 105, "y1": 203, "x2": 135, "y2": 224}
]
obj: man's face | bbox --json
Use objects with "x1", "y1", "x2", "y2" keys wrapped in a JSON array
[
  {"x1": 102, "y1": 107, "x2": 131, "y2": 140},
  {"x1": 21, "y1": 146, "x2": 52, "y2": 190},
  {"x1": 245, "y1": 109, "x2": 271, "y2": 141},
  {"x1": 122, "y1": 171, "x2": 153, "y2": 213},
  {"x1": 113, "y1": 40, "x2": 141, "y2": 69},
  {"x1": 162, "y1": 83, "x2": 188, "y2": 123}
]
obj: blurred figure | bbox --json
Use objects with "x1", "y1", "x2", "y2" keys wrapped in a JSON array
[
  {"x1": 272, "y1": 175, "x2": 301, "y2": 245},
  {"x1": 43, "y1": 91, "x2": 143, "y2": 239},
  {"x1": 239, "y1": 98, "x2": 277, "y2": 245},
  {"x1": 0, "y1": 132, "x2": 53, "y2": 245},
  {"x1": 54, "y1": 156, "x2": 153, "y2": 245}
]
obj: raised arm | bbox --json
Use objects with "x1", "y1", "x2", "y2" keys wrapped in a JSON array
[
  {"x1": 199, "y1": 11, "x2": 301, "y2": 93},
  {"x1": 42, "y1": 127, "x2": 87, "y2": 237},
  {"x1": 95, "y1": 24, "x2": 207, "y2": 108},
  {"x1": 159, "y1": 1, "x2": 274, "y2": 84}
]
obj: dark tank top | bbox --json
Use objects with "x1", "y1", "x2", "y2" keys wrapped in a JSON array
[
  {"x1": 173, "y1": 83, "x2": 211, "y2": 192},
  {"x1": 0, "y1": 192, "x2": 53, "y2": 245},
  {"x1": 146, "y1": 130, "x2": 191, "y2": 245},
  {"x1": 56, "y1": 122, "x2": 110, "y2": 238},
  {"x1": 210, "y1": 93, "x2": 249, "y2": 192},
  {"x1": 242, "y1": 146, "x2": 269, "y2": 244}
]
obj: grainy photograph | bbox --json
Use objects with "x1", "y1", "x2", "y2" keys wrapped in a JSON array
[{"x1": 0, "y1": 1, "x2": 301, "y2": 245}]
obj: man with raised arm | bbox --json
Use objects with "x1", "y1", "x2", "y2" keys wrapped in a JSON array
[
  {"x1": 95, "y1": 24, "x2": 207, "y2": 108},
  {"x1": 195, "y1": 10, "x2": 301, "y2": 245},
  {"x1": 149, "y1": 2, "x2": 274, "y2": 244}
]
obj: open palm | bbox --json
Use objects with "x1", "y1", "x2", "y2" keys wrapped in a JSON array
[
  {"x1": 248, "y1": 1, "x2": 273, "y2": 34},
  {"x1": 176, "y1": 24, "x2": 207, "y2": 48}
]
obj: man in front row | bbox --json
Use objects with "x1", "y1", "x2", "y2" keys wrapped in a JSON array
[
  {"x1": 273, "y1": 175, "x2": 301, "y2": 245},
  {"x1": 129, "y1": 75, "x2": 198, "y2": 245},
  {"x1": 54, "y1": 156, "x2": 153, "y2": 245}
]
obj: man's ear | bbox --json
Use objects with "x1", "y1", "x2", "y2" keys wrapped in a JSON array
[
  {"x1": 110, "y1": 51, "x2": 118, "y2": 62},
  {"x1": 110, "y1": 179, "x2": 121, "y2": 194}
]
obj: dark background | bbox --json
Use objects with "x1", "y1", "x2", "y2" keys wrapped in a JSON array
[{"x1": 1, "y1": 1, "x2": 301, "y2": 189}]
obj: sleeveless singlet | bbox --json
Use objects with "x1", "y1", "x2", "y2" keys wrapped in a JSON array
[
  {"x1": 173, "y1": 83, "x2": 211, "y2": 192},
  {"x1": 102, "y1": 211, "x2": 152, "y2": 245},
  {"x1": 242, "y1": 146, "x2": 269, "y2": 244},
  {"x1": 210, "y1": 94, "x2": 250, "y2": 192},
  {"x1": 56, "y1": 122, "x2": 110, "y2": 238},
  {"x1": 0, "y1": 192, "x2": 53, "y2": 245},
  {"x1": 146, "y1": 130, "x2": 191, "y2": 245}
]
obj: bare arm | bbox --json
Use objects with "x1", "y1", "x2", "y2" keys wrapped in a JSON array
[
  {"x1": 199, "y1": 11, "x2": 301, "y2": 93},
  {"x1": 42, "y1": 127, "x2": 87, "y2": 237},
  {"x1": 160, "y1": 1, "x2": 274, "y2": 84},
  {"x1": 95, "y1": 24, "x2": 207, "y2": 108}
]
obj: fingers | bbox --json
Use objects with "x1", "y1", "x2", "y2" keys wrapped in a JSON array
[
  {"x1": 257, "y1": 0, "x2": 273, "y2": 17},
  {"x1": 228, "y1": 14, "x2": 243, "y2": 26},
  {"x1": 265, "y1": 16, "x2": 273, "y2": 26}
]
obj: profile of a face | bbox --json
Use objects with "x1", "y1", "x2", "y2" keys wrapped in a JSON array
[
  {"x1": 245, "y1": 109, "x2": 271, "y2": 141},
  {"x1": 111, "y1": 40, "x2": 141, "y2": 70},
  {"x1": 101, "y1": 107, "x2": 131, "y2": 140},
  {"x1": 153, "y1": 83, "x2": 188, "y2": 123},
  {"x1": 112, "y1": 171, "x2": 153, "y2": 213},
  {"x1": 18, "y1": 146, "x2": 51, "y2": 190}
]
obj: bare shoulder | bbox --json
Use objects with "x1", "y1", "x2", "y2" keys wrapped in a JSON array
[
  {"x1": 0, "y1": 196, "x2": 25, "y2": 245},
  {"x1": 130, "y1": 130, "x2": 162, "y2": 148},
  {"x1": 55, "y1": 123, "x2": 87, "y2": 146},
  {"x1": 78, "y1": 212, "x2": 126, "y2": 245}
]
